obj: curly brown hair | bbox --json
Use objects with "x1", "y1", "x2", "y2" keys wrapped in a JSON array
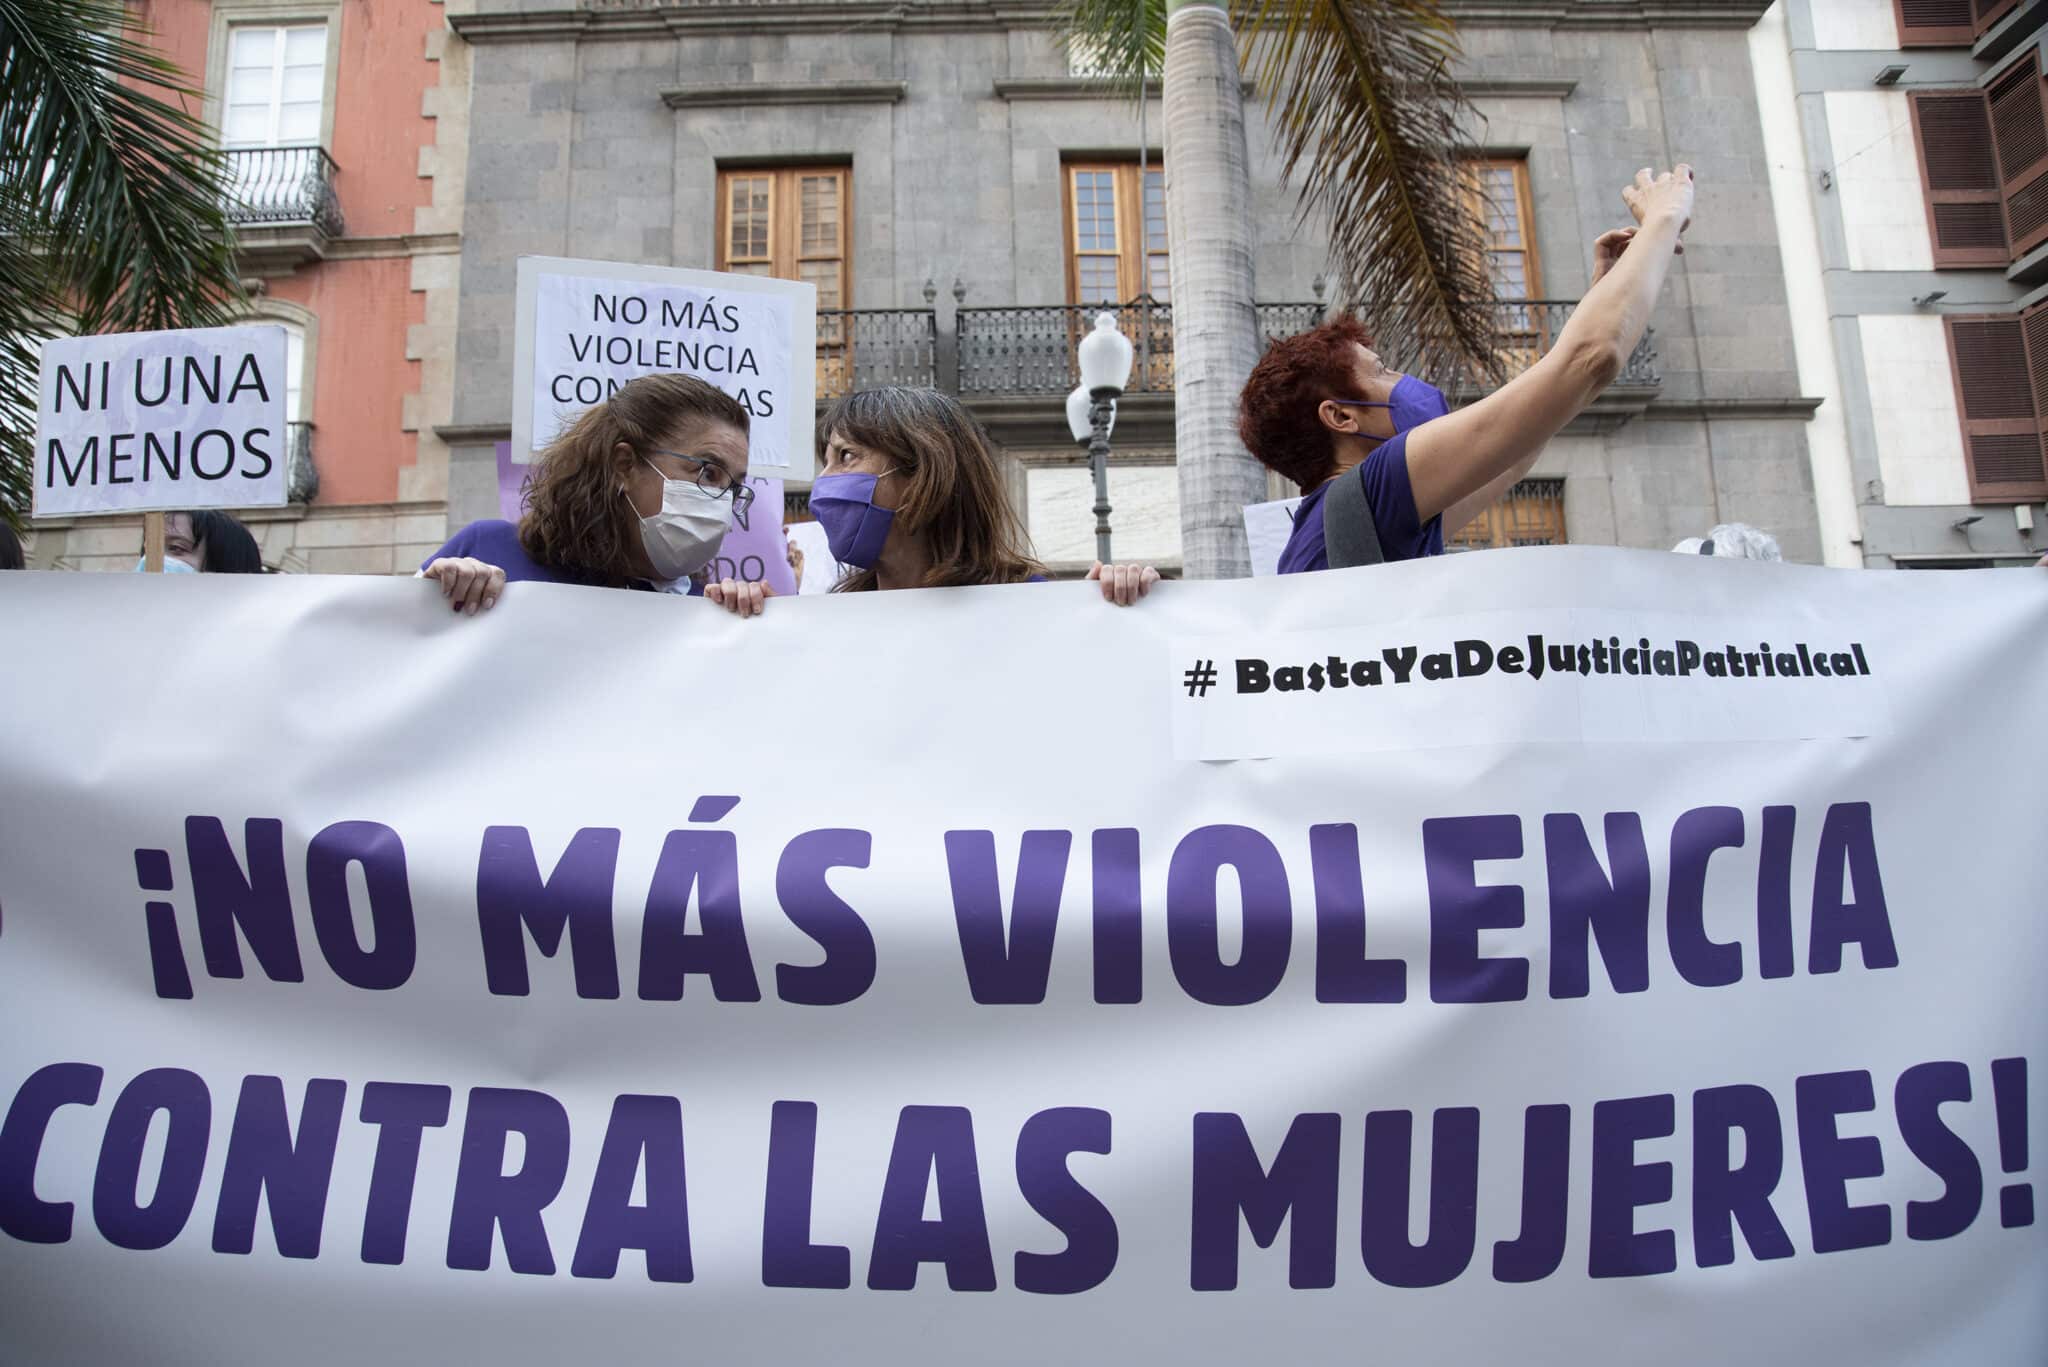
[
  {"x1": 1238, "y1": 313, "x2": 1376, "y2": 493},
  {"x1": 820, "y1": 387, "x2": 1044, "y2": 591},
  {"x1": 517, "y1": 373, "x2": 750, "y2": 586}
]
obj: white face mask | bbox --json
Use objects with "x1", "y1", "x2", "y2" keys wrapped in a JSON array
[{"x1": 629, "y1": 459, "x2": 730, "y2": 581}]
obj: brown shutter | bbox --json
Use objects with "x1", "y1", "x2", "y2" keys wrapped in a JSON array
[
  {"x1": 2025, "y1": 302, "x2": 2048, "y2": 498},
  {"x1": 1945, "y1": 314, "x2": 2048, "y2": 503},
  {"x1": 1893, "y1": 0, "x2": 1975, "y2": 45},
  {"x1": 1974, "y1": 0, "x2": 2020, "y2": 34},
  {"x1": 1910, "y1": 91, "x2": 2010, "y2": 267},
  {"x1": 1989, "y1": 50, "x2": 2048, "y2": 259}
]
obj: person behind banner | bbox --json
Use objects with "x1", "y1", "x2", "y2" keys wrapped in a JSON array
[
  {"x1": 706, "y1": 386, "x2": 1157, "y2": 615},
  {"x1": 1242, "y1": 166, "x2": 1694, "y2": 573},
  {"x1": 130, "y1": 510, "x2": 266, "y2": 574},
  {"x1": 1673, "y1": 523, "x2": 1783, "y2": 561},
  {"x1": 422, "y1": 373, "x2": 752, "y2": 613}
]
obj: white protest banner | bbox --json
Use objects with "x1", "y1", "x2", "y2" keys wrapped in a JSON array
[
  {"x1": 0, "y1": 548, "x2": 2042, "y2": 1366},
  {"x1": 31, "y1": 324, "x2": 289, "y2": 518},
  {"x1": 514, "y1": 257, "x2": 815, "y2": 476}
]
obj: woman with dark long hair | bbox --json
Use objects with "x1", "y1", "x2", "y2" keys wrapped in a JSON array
[
  {"x1": 421, "y1": 372, "x2": 752, "y2": 614},
  {"x1": 706, "y1": 386, "x2": 1155, "y2": 615}
]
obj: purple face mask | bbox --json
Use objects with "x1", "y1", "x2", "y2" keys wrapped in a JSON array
[
  {"x1": 808, "y1": 471, "x2": 897, "y2": 568},
  {"x1": 1333, "y1": 373, "x2": 1452, "y2": 437}
]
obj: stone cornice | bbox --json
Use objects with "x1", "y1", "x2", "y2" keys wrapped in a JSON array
[
  {"x1": 1456, "y1": 78, "x2": 1580, "y2": 100},
  {"x1": 1440, "y1": 0, "x2": 1773, "y2": 27},
  {"x1": 993, "y1": 76, "x2": 1253, "y2": 101},
  {"x1": 1639, "y1": 397, "x2": 1825, "y2": 420},
  {"x1": 662, "y1": 79, "x2": 908, "y2": 108}
]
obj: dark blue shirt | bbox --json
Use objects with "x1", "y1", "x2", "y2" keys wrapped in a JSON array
[
  {"x1": 423, "y1": 520, "x2": 702, "y2": 595},
  {"x1": 1276, "y1": 430, "x2": 1442, "y2": 573}
]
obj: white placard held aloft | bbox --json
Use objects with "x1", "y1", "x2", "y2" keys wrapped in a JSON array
[
  {"x1": 1242, "y1": 494, "x2": 1304, "y2": 576},
  {"x1": 514, "y1": 257, "x2": 817, "y2": 477},
  {"x1": 32, "y1": 324, "x2": 289, "y2": 518}
]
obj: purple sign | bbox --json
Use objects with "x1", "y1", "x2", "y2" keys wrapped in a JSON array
[
  {"x1": 495, "y1": 441, "x2": 525, "y2": 524},
  {"x1": 704, "y1": 475, "x2": 796, "y2": 596}
]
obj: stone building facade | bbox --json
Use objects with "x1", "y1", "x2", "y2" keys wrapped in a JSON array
[{"x1": 435, "y1": 0, "x2": 1827, "y2": 571}]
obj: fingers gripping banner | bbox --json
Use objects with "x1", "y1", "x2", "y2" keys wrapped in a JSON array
[{"x1": 0, "y1": 549, "x2": 2042, "y2": 1364}]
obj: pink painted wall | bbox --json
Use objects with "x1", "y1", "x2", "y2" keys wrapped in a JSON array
[{"x1": 130, "y1": 0, "x2": 446, "y2": 507}]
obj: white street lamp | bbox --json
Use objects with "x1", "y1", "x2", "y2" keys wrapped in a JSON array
[{"x1": 1072, "y1": 313, "x2": 1133, "y2": 563}]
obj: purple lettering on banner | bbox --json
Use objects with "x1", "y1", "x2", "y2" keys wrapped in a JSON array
[
  {"x1": 706, "y1": 476, "x2": 795, "y2": 596},
  {"x1": 572, "y1": 1094, "x2": 692, "y2": 1282},
  {"x1": 1425, "y1": 815, "x2": 1527, "y2": 1003},
  {"x1": 211, "y1": 1075, "x2": 347, "y2": 1258},
  {"x1": 306, "y1": 822, "x2": 416, "y2": 991},
  {"x1": 1588, "y1": 1094, "x2": 1678, "y2": 1278},
  {"x1": 1755, "y1": 805, "x2": 1798, "y2": 979},
  {"x1": 0, "y1": 1063, "x2": 105, "y2": 1244},
  {"x1": 1014, "y1": 1107, "x2": 1117, "y2": 1295},
  {"x1": 1808, "y1": 803, "x2": 1898, "y2": 975},
  {"x1": 1309, "y1": 824, "x2": 1406, "y2": 1004},
  {"x1": 762, "y1": 1100, "x2": 852, "y2": 1288},
  {"x1": 1492, "y1": 1104, "x2": 1571, "y2": 1282},
  {"x1": 1167, "y1": 826, "x2": 1292, "y2": 1006},
  {"x1": 359, "y1": 1082, "x2": 453, "y2": 1265},
  {"x1": 1691, "y1": 1084, "x2": 1795, "y2": 1267},
  {"x1": 867, "y1": 1106, "x2": 998, "y2": 1292},
  {"x1": 447, "y1": 1087, "x2": 573, "y2": 1275},
  {"x1": 476, "y1": 826, "x2": 622, "y2": 999},
  {"x1": 92, "y1": 1068, "x2": 212, "y2": 1251},
  {"x1": 1360, "y1": 1108, "x2": 1480, "y2": 1288},
  {"x1": 774, "y1": 829, "x2": 877, "y2": 1006},
  {"x1": 1091, "y1": 829, "x2": 1144, "y2": 1004},
  {"x1": 1894, "y1": 1061, "x2": 1982, "y2": 1241},
  {"x1": 1796, "y1": 1070, "x2": 1892, "y2": 1253},
  {"x1": 495, "y1": 441, "x2": 525, "y2": 524},
  {"x1": 186, "y1": 815, "x2": 303, "y2": 983},
  {"x1": 638, "y1": 827, "x2": 761, "y2": 1002},
  {"x1": 1668, "y1": 807, "x2": 1745, "y2": 988},
  {"x1": 945, "y1": 830, "x2": 1071, "y2": 1005},
  {"x1": 1544, "y1": 812, "x2": 1650, "y2": 997},
  {"x1": 1189, "y1": 1112, "x2": 1340, "y2": 1291}
]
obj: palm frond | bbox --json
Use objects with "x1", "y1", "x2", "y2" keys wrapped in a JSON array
[
  {"x1": 1233, "y1": 0, "x2": 1503, "y2": 385},
  {"x1": 0, "y1": 0, "x2": 244, "y2": 530},
  {"x1": 1052, "y1": 0, "x2": 1167, "y2": 91}
]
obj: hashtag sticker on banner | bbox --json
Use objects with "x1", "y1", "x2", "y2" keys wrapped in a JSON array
[{"x1": 1183, "y1": 659, "x2": 1218, "y2": 698}]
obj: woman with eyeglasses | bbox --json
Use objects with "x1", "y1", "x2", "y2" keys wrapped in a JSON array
[
  {"x1": 706, "y1": 385, "x2": 1157, "y2": 616},
  {"x1": 421, "y1": 372, "x2": 755, "y2": 614}
]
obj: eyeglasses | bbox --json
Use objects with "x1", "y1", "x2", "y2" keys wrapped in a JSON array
[{"x1": 648, "y1": 448, "x2": 756, "y2": 530}]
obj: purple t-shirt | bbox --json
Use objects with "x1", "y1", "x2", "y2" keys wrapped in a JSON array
[
  {"x1": 1276, "y1": 429, "x2": 1442, "y2": 574},
  {"x1": 423, "y1": 519, "x2": 702, "y2": 595}
]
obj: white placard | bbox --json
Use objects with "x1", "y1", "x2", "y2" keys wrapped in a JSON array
[
  {"x1": 785, "y1": 517, "x2": 844, "y2": 594},
  {"x1": 32, "y1": 325, "x2": 289, "y2": 517},
  {"x1": 1243, "y1": 495, "x2": 1303, "y2": 576},
  {"x1": 514, "y1": 257, "x2": 816, "y2": 476}
]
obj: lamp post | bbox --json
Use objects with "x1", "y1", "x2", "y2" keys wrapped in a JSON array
[{"x1": 1069, "y1": 312, "x2": 1134, "y2": 564}]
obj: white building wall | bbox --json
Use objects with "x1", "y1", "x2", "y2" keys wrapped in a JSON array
[
  {"x1": 1859, "y1": 314, "x2": 1973, "y2": 506},
  {"x1": 1810, "y1": 0, "x2": 1899, "y2": 51},
  {"x1": 1826, "y1": 90, "x2": 1934, "y2": 272}
]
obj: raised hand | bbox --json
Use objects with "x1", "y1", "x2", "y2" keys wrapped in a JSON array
[{"x1": 1621, "y1": 164, "x2": 1694, "y2": 237}]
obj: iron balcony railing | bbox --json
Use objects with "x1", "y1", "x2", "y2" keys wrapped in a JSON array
[
  {"x1": 957, "y1": 298, "x2": 1175, "y2": 396},
  {"x1": 955, "y1": 298, "x2": 1659, "y2": 397},
  {"x1": 815, "y1": 308, "x2": 939, "y2": 398},
  {"x1": 223, "y1": 146, "x2": 344, "y2": 236}
]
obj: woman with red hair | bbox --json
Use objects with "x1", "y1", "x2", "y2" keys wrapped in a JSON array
[{"x1": 1240, "y1": 166, "x2": 1694, "y2": 573}]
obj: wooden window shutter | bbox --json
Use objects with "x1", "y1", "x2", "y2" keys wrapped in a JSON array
[
  {"x1": 1910, "y1": 91, "x2": 2010, "y2": 266},
  {"x1": 1945, "y1": 314, "x2": 2048, "y2": 503},
  {"x1": 1974, "y1": 0, "x2": 2020, "y2": 34},
  {"x1": 1893, "y1": 0, "x2": 1975, "y2": 45},
  {"x1": 1989, "y1": 50, "x2": 2048, "y2": 258},
  {"x1": 2024, "y1": 302, "x2": 2048, "y2": 499}
]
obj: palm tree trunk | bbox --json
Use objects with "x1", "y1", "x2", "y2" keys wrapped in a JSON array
[{"x1": 1162, "y1": 0, "x2": 1264, "y2": 580}]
